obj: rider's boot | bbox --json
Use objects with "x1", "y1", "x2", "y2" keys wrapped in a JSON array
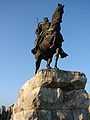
[{"x1": 31, "y1": 46, "x2": 38, "y2": 55}]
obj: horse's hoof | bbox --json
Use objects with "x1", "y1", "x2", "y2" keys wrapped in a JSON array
[
  {"x1": 46, "y1": 65, "x2": 52, "y2": 69},
  {"x1": 35, "y1": 70, "x2": 37, "y2": 74},
  {"x1": 49, "y1": 67, "x2": 52, "y2": 69},
  {"x1": 54, "y1": 66, "x2": 59, "y2": 70}
]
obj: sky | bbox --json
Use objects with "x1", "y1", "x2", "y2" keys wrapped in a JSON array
[{"x1": 0, "y1": 0, "x2": 90, "y2": 106}]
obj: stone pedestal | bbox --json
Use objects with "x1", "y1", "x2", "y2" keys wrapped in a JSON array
[{"x1": 12, "y1": 69, "x2": 90, "y2": 120}]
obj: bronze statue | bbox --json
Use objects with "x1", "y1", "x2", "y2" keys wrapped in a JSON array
[{"x1": 31, "y1": 3, "x2": 68, "y2": 73}]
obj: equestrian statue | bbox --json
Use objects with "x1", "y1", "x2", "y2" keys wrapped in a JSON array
[{"x1": 31, "y1": 3, "x2": 68, "y2": 73}]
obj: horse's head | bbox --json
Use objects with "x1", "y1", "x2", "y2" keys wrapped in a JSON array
[
  {"x1": 51, "y1": 3, "x2": 64, "y2": 24},
  {"x1": 57, "y1": 3, "x2": 64, "y2": 15}
]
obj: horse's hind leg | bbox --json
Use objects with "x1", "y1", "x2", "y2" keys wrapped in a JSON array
[
  {"x1": 46, "y1": 58, "x2": 52, "y2": 69},
  {"x1": 35, "y1": 58, "x2": 41, "y2": 74},
  {"x1": 55, "y1": 48, "x2": 59, "y2": 68}
]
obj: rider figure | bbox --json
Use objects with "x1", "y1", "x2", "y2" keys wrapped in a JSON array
[{"x1": 31, "y1": 17, "x2": 50, "y2": 54}]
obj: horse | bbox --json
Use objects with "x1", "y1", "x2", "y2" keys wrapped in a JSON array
[{"x1": 31, "y1": 4, "x2": 68, "y2": 73}]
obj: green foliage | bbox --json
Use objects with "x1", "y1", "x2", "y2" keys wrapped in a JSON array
[{"x1": 88, "y1": 113, "x2": 90, "y2": 120}]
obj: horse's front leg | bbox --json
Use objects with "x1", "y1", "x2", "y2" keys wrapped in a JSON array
[
  {"x1": 55, "y1": 48, "x2": 60, "y2": 68},
  {"x1": 35, "y1": 57, "x2": 41, "y2": 74},
  {"x1": 46, "y1": 58, "x2": 52, "y2": 69}
]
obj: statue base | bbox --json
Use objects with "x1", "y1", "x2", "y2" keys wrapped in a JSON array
[{"x1": 12, "y1": 69, "x2": 90, "y2": 120}]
